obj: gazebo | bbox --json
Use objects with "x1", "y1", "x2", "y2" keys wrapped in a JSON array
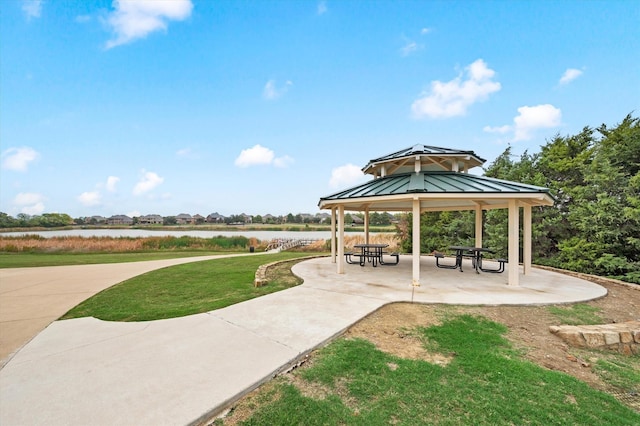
[{"x1": 318, "y1": 145, "x2": 555, "y2": 287}]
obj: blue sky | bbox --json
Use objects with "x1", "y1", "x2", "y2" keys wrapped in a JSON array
[{"x1": 1, "y1": 0, "x2": 638, "y2": 218}]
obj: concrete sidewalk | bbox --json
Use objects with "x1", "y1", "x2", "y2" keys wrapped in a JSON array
[
  {"x1": 0, "y1": 256, "x2": 607, "y2": 425},
  {"x1": 0, "y1": 254, "x2": 249, "y2": 366}
]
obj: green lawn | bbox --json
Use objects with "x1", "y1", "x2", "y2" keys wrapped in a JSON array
[
  {"x1": 0, "y1": 251, "x2": 233, "y2": 268},
  {"x1": 61, "y1": 252, "x2": 316, "y2": 321},
  {"x1": 224, "y1": 314, "x2": 639, "y2": 425}
]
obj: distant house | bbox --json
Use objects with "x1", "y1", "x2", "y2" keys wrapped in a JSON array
[
  {"x1": 106, "y1": 215, "x2": 133, "y2": 226},
  {"x1": 139, "y1": 214, "x2": 163, "y2": 225},
  {"x1": 175, "y1": 213, "x2": 193, "y2": 225},
  {"x1": 240, "y1": 213, "x2": 253, "y2": 224},
  {"x1": 263, "y1": 214, "x2": 278, "y2": 224},
  {"x1": 315, "y1": 213, "x2": 331, "y2": 223},
  {"x1": 351, "y1": 216, "x2": 364, "y2": 226},
  {"x1": 206, "y1": 212, "x2": 226, "y2": 223},
  {"x1": 299, "y1": 213, "x2": 314, "y2": 223},
  {"x1": 192, "y1": 214, "x2": 205, "y2": 224},
  {"x1": 90, "y1": 215, "x2": 106, "y2": 224}
]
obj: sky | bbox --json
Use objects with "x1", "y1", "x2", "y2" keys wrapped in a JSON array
[{"x1": 1, "y1": 0, "x2": 639, "y2": 219}]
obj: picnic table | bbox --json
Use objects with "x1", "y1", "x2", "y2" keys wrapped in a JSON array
[
  {"x1": 345, "y1": 244, "x2": 398, "y2": 267},
  {"x1": 447, "y1": 246, "x2": 495, "y2": 273}
]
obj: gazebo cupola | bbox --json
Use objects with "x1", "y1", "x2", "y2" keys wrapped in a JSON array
[{"x1": 362, "y1": 144, "x2": 486, "y2": 178}]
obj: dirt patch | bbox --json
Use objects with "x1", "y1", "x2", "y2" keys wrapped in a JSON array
[
  {"x1": 345, "y1": 302, "x2": 453, "y2": 365},
  {"x1": 210, "y1": 276, "x2": 639, "y2": 424},
  {"x1": 345, "y1": 278, "x2": 639, "y2": 393}
]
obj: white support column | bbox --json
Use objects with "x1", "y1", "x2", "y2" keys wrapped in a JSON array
[
  {"x1": 508, "y1": 199, "x2": 520, "y2": 286},
  {"x1": 331, "y1": 207, "x2": 336, "y2": 263},
  {"x1": 364, "y1": 207, "x2": 370, "y2": 244},
  {"x1": 523, "y1": 204, "x2": 532, "y2": 275},
  {"x1": 475, "y1": 204, "x2": 483, "y2": 248},
  {"x1": 337, "y1": 206, "x2": 345, "y2": 274},
  {"x1": 412, "y1": 198, "x2": 421, "y2": 287}
]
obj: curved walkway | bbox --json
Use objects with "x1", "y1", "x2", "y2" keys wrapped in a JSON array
[
  {"x1": 0, "y1": 254, "x2": 251, "y2": 367},
  {"x1": 0, "y1": 255, "x2": 607, "y2": 426}
]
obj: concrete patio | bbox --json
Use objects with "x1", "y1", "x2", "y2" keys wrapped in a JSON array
[{"x1": 0, "y1": 255, "x2": 607, "y2": 426}]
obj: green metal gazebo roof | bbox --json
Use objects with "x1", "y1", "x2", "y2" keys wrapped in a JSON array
[{"x1": 319, "y1": 171, "x2": 554, "y2": 212}]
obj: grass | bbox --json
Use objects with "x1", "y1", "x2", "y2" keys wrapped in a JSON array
[
  {"x1": 221, "y1": 314, "x2": 639, "y2": 425},
  {"x1": 593, "y1": 355, "x2": 640, "y2": 392},
  {"x1": 0, "y1": 251, "x2": 232, "y2": 268},
  {"x1": 547, "y1": 303, "x2": 603, "y2": 325},
  {"x1": 61, "y1": 252, "x2": 317, "y2": 321}
]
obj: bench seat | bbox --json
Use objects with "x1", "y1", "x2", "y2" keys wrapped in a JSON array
[
  {"x1": 434, "y1": 251, "x2": 458, "y2": 269},
  {"x1": 381, "y1": 252, "x2": 399, "y2": 265},
  {"x1": 480, "y1": 258, "x2": 507, "y2": 273}
]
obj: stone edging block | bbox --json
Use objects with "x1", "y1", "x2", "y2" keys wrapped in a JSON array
[{"x1": 550, "y1": 321, "x2": 640, "y2": 355}]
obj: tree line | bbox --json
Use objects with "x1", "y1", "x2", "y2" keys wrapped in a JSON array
[{"x1": 396, "y1": 113, "x2": 639, "y2": 284}]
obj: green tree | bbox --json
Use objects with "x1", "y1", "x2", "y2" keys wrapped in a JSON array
[{"x1": 0, "y1": 212, "x2": 18, "y2": 228}]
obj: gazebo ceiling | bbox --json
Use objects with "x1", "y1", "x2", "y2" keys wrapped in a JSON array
[{"x1": 319, "y1": 171, "x2": 554, "y2": 212}]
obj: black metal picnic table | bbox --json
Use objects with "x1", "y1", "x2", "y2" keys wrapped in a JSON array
[
  {"x1": 448, "y1": 246, "x2": 495, "y2": 273},
  {"x1": 353, "y1": 243, "x2": 389, "y2": 267}
]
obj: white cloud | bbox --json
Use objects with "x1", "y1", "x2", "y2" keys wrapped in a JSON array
[
  {"x1": 234, "y1": 145, "x2": 294, "y2": 168},
  {"x1": 1, "y1": 146, "x2": 40, "y2": 172},
  {"x1": 420, "y1": 27, "x2": 432, "y2": 35},
  {"x1": 78, "y1": 176, "x2": 118, "y2": 206},
  {"x1": 483, "y1": 125, "x2": 511, "y2": 134},
  {"x1": 317, "y1": 1, "x2": 327, "y2": 15},
  {"x1": 235, "y1": 145, "x2": 275, "y2": 167},
  {"x1": 133, "y1": 170, "x2": 164, "y2": 195},
  {"x1": 273, "y1": 155, "x2": 294, "y2": 168},
  {"x1": 105, "y1": 176, "x2": 120, "y2": 192},
  {"x1": 411, "y1": 59, "x2": 501, "y2": 119},
  {"x1": 13, "y1": 192, "x2": 45, "y2": 215},
  {"x1": 263, "y1": 79, "x2": 293, "y2": 100},
  {"x1": 513, "y1": 104, "x2": 562, "y2": 141},
  {"x1": 329, "y1": 164, "x2": 366, "y2": 188},
  {"x1": 22, "y1": 0, "x2": 42, "y2": 19},
  {"x1": 78, "y1": 191, "x2": 102, "y2": 206},
  {"x1": 176, "y1": 148, "x2": 191, "y2": 157},
  {"x1": 176, "y1": 147, "x2": 199, "y2": 159},
  {"x1": 400, "y1": 40, "x2": 421, "y2": 57},
  {"x1": 105, "y1": 0, "x2": 193, "y2": 49},
  {"x1": 484, "y1": 104, "x2": 562, "y2": 142},
  {"x1": 559, "y1": 68, "x2": 583, "y2": 85}
]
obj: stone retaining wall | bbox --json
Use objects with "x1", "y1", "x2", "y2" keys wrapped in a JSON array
[
  {"x1": 254, "y1": 255, "x2": 325, "y2": 287},
  {"x1": 549, "y1": 321, "x2": 640, "y2": 355}
]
